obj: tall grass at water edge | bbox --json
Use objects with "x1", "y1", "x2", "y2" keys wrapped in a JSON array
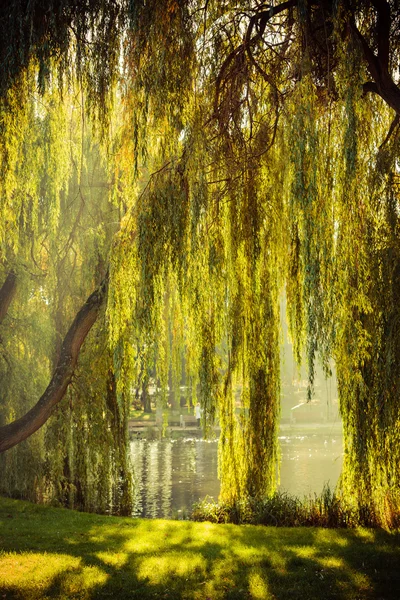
[{"x1": 192, "y1": 485, "x2": 400, "y2": 529}]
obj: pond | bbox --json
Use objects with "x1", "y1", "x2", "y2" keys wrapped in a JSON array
[{"x1": 130, "y1": 426, "x2": 343, "y2": 518}]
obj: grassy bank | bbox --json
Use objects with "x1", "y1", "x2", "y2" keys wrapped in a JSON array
[{"x1": 0, "y1": 497, "x2": 399, "y2": 599}]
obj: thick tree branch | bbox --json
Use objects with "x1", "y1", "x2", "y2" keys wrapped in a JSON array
[
  {"x1": 362, "y1": 81, "x2": 379, "y2": 96},
  {"x1": 379, "y1": 114, "x2": 400, "y2": 149},
  {"x1": 349, "y1": 19, "x2": 381, "y2": 81},
  {"x1": 349, "y1": 16, "x2": 400, "y2": 116},
  {"x1": 0, "y1": 272, "x2": 17, "y2": 324},
  {"x1": 371, "y1": 0, "x2": 390, "y2": 71},
  {"x1": 248, "y1": 0, "x2": 298, "y2": 42},
  {"x1": 0, "y1": 274, "x2": 108, "y2": 453}
]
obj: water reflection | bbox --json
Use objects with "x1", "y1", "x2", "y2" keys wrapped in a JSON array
[
  {"x1": 278, "y1": 434, "x2": 342, "y2": 497},
  {"x1": 130, "y1": 432, "x2": 343, "y2": 518}
]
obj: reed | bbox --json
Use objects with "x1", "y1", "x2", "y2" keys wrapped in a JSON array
[{"x1": 192, "y1": 485, "x2": 400, "y2": 529}]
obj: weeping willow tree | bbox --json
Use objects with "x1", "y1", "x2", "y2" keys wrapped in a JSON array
[{"x1": 0, "y1": 0, "x2": 400, "y2": 524}]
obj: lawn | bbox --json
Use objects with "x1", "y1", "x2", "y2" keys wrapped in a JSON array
[
  {"x1": 0, "y1": 497, "x2": 399, "y2": 599},
  {"x1": 129, "y1": 409, "x2": 157, "y2": 421}
]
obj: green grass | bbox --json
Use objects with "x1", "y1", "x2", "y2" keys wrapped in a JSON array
[
  {"x1": 129, "y1": 409, "x2": 156, "y2": 421},
  {"x1": 0, "y1": 497, "x2": 399, "y2": 599}
]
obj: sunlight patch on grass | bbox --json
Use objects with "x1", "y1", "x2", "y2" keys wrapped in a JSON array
[
  {"x1": 54, "y1": 565, "x2": 109, "y2": 597},
  {"x1": 290, "y1": 545, "x2": 316, "y2": 559},
  {"x1": 123, "y1": 536, "x2": 158, "y2": 553},
  {"x1": 314, "y1": 529, "x2": 350, "y2": 546},
  {"x1": 0, "y1": 551, "x2": 80, "y2": 585},
  {"x1": 130, "y1": 410, "x2": 156, "y2": 421},
  {"x1": 335, "y1": 570, "x2": 372, "y2": 598},
  {"x1": 0, "y1": 551, "x2": 108, "y2": 591},
  {"x1": 353, "y1": 529, "x2": 375, "y2": 541},
  {"x1": 95, "y1": 550, "x2": 129, "y2": 568},
  {"x1": 135, "y1": 520, "x2": 222, "y2": 553},
  {"x1": 347, "y1": 568, "x2": 371, "y2": 590},
  {"x1": 233, "y1": 545, "x2": 286, "y2": 571},
  {"x1": 197, "y1": 521, "x2": 221, "y2": 538},
  {"x1": 137, "y1": 552, "x2": 206, "y2": 583},
  {"x1": 248, "y1": 568, "x2": 270, "y2": 599},
  {"x1": 211, "y1": 556, "x2": 241, "y2": 579},
  {"x1": 317, "y1": 556, "x2": 345, "y2": 569}
]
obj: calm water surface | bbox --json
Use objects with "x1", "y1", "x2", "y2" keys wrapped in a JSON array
[{"x1": 130, "y1": 429, "x2": 343, "y2": 518}]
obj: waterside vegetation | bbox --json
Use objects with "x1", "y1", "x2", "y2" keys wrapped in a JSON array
[{"x1": 192, "y1": 487, "x2": 400, "y2": 530}]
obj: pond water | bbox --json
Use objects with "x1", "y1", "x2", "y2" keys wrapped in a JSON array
[{"x1": 130, "y1": 428, "x2": 343, "y2": 518}]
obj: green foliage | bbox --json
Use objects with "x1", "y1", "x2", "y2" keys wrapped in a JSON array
[{"x1": 1, "y1": 0, "x2": 400, "y2": 523}]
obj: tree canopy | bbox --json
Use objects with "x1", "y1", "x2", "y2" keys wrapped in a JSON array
[{"x1": 0, "y1": 0, "x2": 400, "y2": 524}]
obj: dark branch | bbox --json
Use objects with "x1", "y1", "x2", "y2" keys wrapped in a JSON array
[
  {"x1": 348, "y1": 18, "x2": 381, "y2": 82},
  {"x1": 362, "y1": 81, "x2": 379, "y2": 96},
  {"x1": 379, "y1": 114, "x2": 400, "y2": 149},
  {"x1": 371, "y1": 0, "x2": 391, "y2": 71},
  {"x1": 349, "y1": 15, "x2": 400, "y2": 115},
  {"x1": 0, "y1": 272, "x2": 17, "y2": 325},
  {"x1": 215, "y1": 0, "x2": 298, "y2": 116}
]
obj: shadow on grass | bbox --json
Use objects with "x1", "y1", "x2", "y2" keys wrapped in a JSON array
[{"x1": 0, "y1": 498, "x2": 399, "y2": 599}]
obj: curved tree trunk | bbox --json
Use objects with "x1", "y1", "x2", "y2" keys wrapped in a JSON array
[
  {"x1": 0, "y1": 271, "x2": 17, "y2": 324},
  {"x1": 0, "y1": 275, "x2": 108, "y2": 453}
]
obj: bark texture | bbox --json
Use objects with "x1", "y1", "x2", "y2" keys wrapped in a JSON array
[
  {"x1": 0, "y1": 276, "x2": 108, "y2": 453},
  {"x1": 0, "y1": 272, "x2": 17, "y2": 325}
]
